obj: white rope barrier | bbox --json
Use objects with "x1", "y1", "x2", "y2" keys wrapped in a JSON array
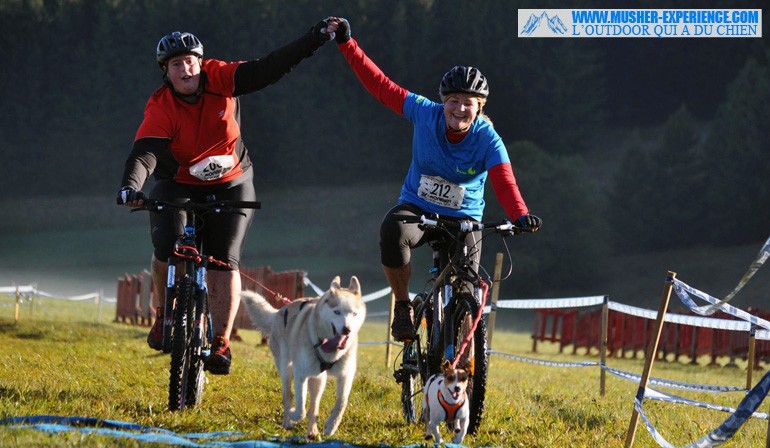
[
  {"x1": 672, "y1": 278, "x2": 770, "y2": 331},
  {"x1": 496, "y1": 295, "x2": 606, "y2": 309},
  {"x1": 0, "y1": 286, "x2": 37, "y2": 294},
  {"x1": 608, "y1": 301, "x2": 755, "y2": 332},
  {"x1": 0, "y1": 285, "x2": 115, "y2": 303},
  {"x1": 488, "y1": 350, "x2": 600, "y2": 368},
  {"x1": 604, "y1": 366, "x2": 746, "y2": 393},
  {"x1": 644, "y1": 387, "x2": 768, "y2": 420},
  {"x1": 635, "y1": 368, "x2": 770, "y2": 447}
]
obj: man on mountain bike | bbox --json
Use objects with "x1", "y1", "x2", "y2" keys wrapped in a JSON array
[
  {"x1": 329, "y1": 18, "x2": 542, "y2": 341},
  {"x1": 117, "y1": 19, "x2": 341, "y2": 374}
]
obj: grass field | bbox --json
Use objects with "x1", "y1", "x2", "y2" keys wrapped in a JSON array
[{"x1": 1, "y1": 295, "x2": 768, "y2": 447}]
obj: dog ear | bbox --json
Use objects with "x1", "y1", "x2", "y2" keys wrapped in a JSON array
[
  {"x1": 348, "y1": 276, "x2": 361, "y2": 294},
  {"x1": 330, "y1": 276, "x2": 341, "y2": 292},
  {"x1": 441, "y1": 359, "x2": 451, "y2": 372},
  {"x1": 459, "y1": 359, "x2": 471, "y2": 371}
]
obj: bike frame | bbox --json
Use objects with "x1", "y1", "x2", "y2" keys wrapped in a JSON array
[
  {"x1": 396, "y1": 214, "x2": 523, "y2": 433},
  {"x1": 163, "y1": 220, "x2": 211, "y2": 356},
  {"x1": 133, "y1": 198, "x2": 260, "y2": 411}
]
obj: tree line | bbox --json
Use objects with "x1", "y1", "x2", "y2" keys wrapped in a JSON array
[{"x1": 1, "y1": 0, "x2": 767, "y2": 294}]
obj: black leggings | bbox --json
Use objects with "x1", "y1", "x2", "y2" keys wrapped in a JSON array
[
  {"x1": 379, "y1": 203, "x2": 482, "y2": 271},
  {"x1": 148, "y1": 174, "x2": 256, "y2": 271}
]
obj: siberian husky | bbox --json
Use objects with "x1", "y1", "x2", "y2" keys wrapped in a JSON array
[
  {"x1": 423, "y1": 359, "x2": 471, "y2": 445},
  {"x1": 241, "y1": 276, "x2": 365, "y2": 439}
]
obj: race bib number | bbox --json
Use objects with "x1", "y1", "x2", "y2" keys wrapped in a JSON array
[
  {"x1": 418, "y1": 175, "x2": 465, "y2": 209},
  {"x1": 189, "y1": 155, "x2": 235, "y2": 181}
]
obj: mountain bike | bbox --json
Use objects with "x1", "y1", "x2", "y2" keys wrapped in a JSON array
[
  {"x1": 393, "y1": 213, "x2": 525, "y2": 435},
  {"x1": 133, "y1": 198, "x2": 260, "y2": 411}
]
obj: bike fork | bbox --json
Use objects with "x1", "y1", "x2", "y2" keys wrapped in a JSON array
[
  {"x1": 192, "y1": 265, "x2": 208, "y2": 358},
  {"x1": 162, "y1": 261, "x2": 177, "y2": 353}
]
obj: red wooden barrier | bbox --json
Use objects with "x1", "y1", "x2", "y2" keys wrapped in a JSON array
[
  {"x1": 115, "y1": 273, "x2": 140, "y2": 324},
  {"x1": 115, "y1": 265, "x2": 305, "y2": 335},
  {"x1": 236, "y1": 266, "x2": 305, "y2": 330},
  {"x1": 532, "y1": 306, "x2": 769, "y2": 368}
]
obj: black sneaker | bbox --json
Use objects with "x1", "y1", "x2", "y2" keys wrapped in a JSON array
[
  {"x1": 147, "y1": 308, "x2": 164, "y2": 351},
  {"x1": 204, "y1": 336, "x2": 231, "y2": 375},
  {"x1": 391, "y1": 301, "x2": 416, "y2": 341}
]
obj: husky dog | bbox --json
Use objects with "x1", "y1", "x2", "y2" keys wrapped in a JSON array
[
  {"x1": 240, "y1": 276, "x2": 365, "y2": 439},
  {"x1": 423, "y1": 359, "x2": 471, "y2": 445}
]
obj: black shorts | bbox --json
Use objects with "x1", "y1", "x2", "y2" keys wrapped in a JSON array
[
  {"x1": 379, "y1": 203, "x2": 482, "y2": 270},
  {"x1": 148, "y1": 171, "x2": 256, "y2": 271}
]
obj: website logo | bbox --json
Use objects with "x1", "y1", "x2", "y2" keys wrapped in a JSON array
[
  {"x1": 518, "y1": 9, "x2": 762, "y2": 38},
  {"x1": 520, "y1": 11, "x2": 568, "y2": 36}
]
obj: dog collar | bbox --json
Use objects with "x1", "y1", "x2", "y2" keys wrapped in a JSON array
[
  {"x1": 313, "y1": 340, "x2": 337, "y2": 372},
  {"x1": 437, "y1": 389, "x2": 466, "y2": 422}
]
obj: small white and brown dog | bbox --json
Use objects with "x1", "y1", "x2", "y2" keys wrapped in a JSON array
[{"x1": 422, "y1": 359, "x2": 471, "y2": 445}]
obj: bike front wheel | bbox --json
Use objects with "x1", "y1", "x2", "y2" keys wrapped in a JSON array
[
  {"x1": 184, "y1": 286, "x2": 210, "y2": 408},
  {"x1": 396, "y1": 293, "x2": 433, "y2": 424},
  {"x1": 169, "y1": 274, "x2": 194, "y2": 411},
  {"x1": 451, "y1": 293, "x2": 489, "y2": 435}
]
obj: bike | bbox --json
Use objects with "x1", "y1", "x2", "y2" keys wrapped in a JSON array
[
  {"x1": 393, "y1": 213, "x2": 524, "y2": 435},
  {"x1": 133, "y1": 198, "x2": 260, "y2": 411}
]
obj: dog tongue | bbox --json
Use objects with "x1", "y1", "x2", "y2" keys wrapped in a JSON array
[{"x1": 319, "y1": 334, "x2": 349, "y2": 353}]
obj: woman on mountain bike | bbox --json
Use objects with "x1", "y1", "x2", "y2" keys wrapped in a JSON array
[
  {"x1": 116, "y1": 19, "x2": 341, "y2": 375},
  {"x1": 329, "y1": 18, "x2": 542, "y2": 341}
]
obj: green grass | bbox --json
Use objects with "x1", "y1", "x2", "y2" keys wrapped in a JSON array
[{"x1": 1, "y1": 296, "x2": 768, "y2": 447}]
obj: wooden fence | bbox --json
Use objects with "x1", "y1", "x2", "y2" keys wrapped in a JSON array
[{"x1": 531, "y1": 307, "x2": 770, "y2": 367}]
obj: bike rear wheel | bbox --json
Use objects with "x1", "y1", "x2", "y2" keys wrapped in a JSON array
[
  {"x1": 169, "y1": 274, "x2": 194, "y2": 411},
  {"x1": 451, "y1": 293, "x2": 489, "y2": 435}
]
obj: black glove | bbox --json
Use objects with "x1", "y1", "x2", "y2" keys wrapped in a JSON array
[
  {"x1": 312, "y1": 19, "x2": 334, "y2": 42},
  {"x1": 116, "y1": 186, "x2": 145, "y2": 205},
  {"x1": 335, "y1": 18, "x2": 351, "y2": 44},
  {"x1": 514, "y1": 214, "x2": 542, "y2": 232}
]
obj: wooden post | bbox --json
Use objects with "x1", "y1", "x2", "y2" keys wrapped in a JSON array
[
  {"x1": 96, "y1": 290, "x2": 103, "y2": 324},
  {"x1": 625, "y1": 271, "x2": 677, "y2": 448},
  {"x1": 531, "y1": 311, "x2": 540, "y2": 353},
  {"x1": 600, "y1": 295, "x2": 609, "y2": 396},
  {"x1": 747, "y1": 326, "x2": 756, "y2": 389},
  {"x1": 14, "y1": 285, "x2": 20, "y2": 324},
  {"x1": 486, "y1": 253, "x2": 504, "y2": 354},
  {"x1": 386, "y1": 292, "x2": 395, "y2": 368}
]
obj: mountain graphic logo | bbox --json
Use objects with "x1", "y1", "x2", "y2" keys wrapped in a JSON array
[{"x1": 520, "y1": 11, "x2": 568, "y2": 36}]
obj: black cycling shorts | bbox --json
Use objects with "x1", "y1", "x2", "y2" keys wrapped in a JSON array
[
  {"x1": 148, "y1": 171, "x2": 256, "y2": 271},
  {"x1": 379, "y1": 203, "x2": 482, "y2": 270}
]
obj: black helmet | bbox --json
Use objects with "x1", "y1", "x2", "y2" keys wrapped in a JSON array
[
  {"x1": 439, "y1": 66, "x2": 489, "y2": 98},
  {"x1": 156, "y1": 31, "x2": 203, "y2": 68}
]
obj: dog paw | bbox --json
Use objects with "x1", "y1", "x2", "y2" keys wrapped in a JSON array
[
  {"x1": 282, "y1": 416, "x2": 296, "y2": 430},
  {"x1": 288, "y1": 409, "x2": 305, "y2": 422},
  {"x1": 307, "y1": 427, "x2": 320, "y2": 441},
  {"x1": 323, "y1": 417, "x2": 341, "y2": 436}
]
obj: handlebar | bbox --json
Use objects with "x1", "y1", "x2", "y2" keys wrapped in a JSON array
[
  {"x1": 130, "y1": 198, "x2": 261, "y2": 215},
  {"x1": 397, "y1": 214, "x2": 528, "y2": 234}
]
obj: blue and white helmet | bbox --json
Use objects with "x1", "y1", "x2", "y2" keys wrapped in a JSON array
[{"x1": 156, "y1": 31, "x2": 203, "y2": 68}]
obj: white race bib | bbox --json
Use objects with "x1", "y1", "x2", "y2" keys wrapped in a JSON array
[
  {"x1": 189, "y1": 155, "x2": 235, "y2": 181},
  {"x1": 417, "y1": 175, "x2": 465, "y2": 209}
]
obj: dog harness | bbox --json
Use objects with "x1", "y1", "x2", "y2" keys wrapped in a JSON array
[
  {"x1": 281, "y1": 300, "x2": 336, "y2": 372},
  {"x1": 312, "y1": 342, "x2": 336, "y2": 372},
  {"x1": 424, "y1": 375, "x2": 467, "y2": 422},
  {"x1": 436, "y1": 389, "x2": 466, "y2": 422}
]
